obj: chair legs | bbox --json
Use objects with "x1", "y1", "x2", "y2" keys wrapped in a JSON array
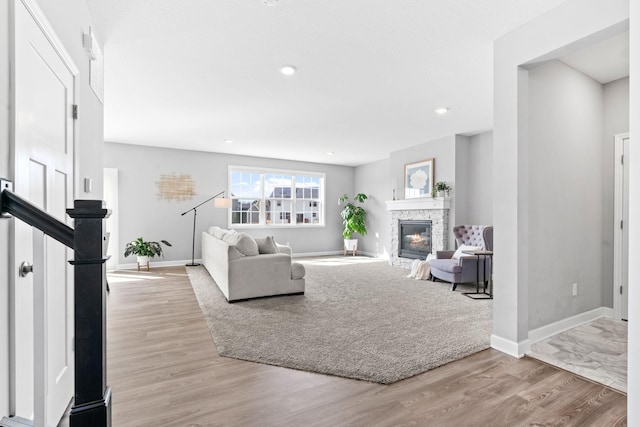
[{"x1": 451, "y1": 283, "x2": 457, "y2": 291}]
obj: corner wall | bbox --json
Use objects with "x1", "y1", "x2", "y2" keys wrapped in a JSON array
[
  {"x1": 492, "y1": 0, "x2": 629, "y2": 356},
  {"x1": 354, "y1": 158, "x2": 391, "y2": 258},
  {"x1": 526, "y1": 60, "x2": 604, "y2": 330},
  {"x1": 467, "y1": 131, "x2": 493, "y2": 225}
]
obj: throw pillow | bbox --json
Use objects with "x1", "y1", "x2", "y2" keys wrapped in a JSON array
[
  {"x1": 452, "y1": 244, "x2": 482, "y2": 260},
  {"x1": 224, "y1": 232, "x2": 259, "y2": 256},
  {"x1": 254, "y1": 236, "x2": 279, "y2": 254}
]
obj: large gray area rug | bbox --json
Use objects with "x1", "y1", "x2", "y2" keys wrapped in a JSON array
[{"x1": 187, "y1": 257, "x2": 492, "y2": 384}]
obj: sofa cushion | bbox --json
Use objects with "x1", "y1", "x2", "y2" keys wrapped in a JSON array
[
  {"x1": 223, "y1": 232, "x2": 259, "y2": 256},
  {"x1": 291, "y1": 262, "x2": 306, "y2": 279},
  {"x1": 429, "y1": 259, "x2": 463, "y2": 274},
  {"x1": 254, "y1": 236, "x2": 279, "y2": 254}
]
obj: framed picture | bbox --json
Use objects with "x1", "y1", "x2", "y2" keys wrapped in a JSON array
[{"x1": 404, "y1": 158, "x2": 434, "y2": 198}]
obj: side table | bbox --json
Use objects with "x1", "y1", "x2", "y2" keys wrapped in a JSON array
[{"x1": 462, "y1": 250, "x2": 493, "y2": 300}]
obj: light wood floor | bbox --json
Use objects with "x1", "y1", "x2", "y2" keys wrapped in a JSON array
[{"x1": 104, "y1": 266, "x2": 627, "y2": 427}]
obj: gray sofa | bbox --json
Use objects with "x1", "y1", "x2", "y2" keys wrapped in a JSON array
[
  {"x1": 430, "y1": 225, "x2": 493, "y2": 291},
  {"x1": 201, "y1": 226, "x2": 305, "y2": 302}
]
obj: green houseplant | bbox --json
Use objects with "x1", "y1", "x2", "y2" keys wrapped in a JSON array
[
  {"x1": 338, "y1": 193, "x2": 368, "y2": 255},
  {"x1": 124, "y1": 237, "x2": 172, "y2": 270},
  {"x1": 433, "y1": 181, "x2": 451, "y2": 197}
]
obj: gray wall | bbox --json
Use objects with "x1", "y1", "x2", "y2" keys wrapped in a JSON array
[
  {"x1": 355, "y1": 133, "x2": 492, "y2": 258},
  {"x1": 602, "y1": 77, "x2": 629, "y2": 307},
  {"x1": 467, "y1": 131, "x2": 494, "y2": 225},
  {"x1": 104, "y1": 142, "x2": 354, "y2": 264},
  {"x1": 527, "y1": 60, "x2": 604, "y2": 330},
  {"x1": 354, "y1": 158, "x2": 392, "y2": 258},
  {"x1": 492, "y1": 0, "x2": 628, "y2": 351},
  {"x1": 389, "y1": 135, "x2": 458, "y2": 249},
  {"x1": 0, "y1": 0, "x2": 103, "y2": 416}
]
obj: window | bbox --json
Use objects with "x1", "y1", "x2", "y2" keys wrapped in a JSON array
[{"x1": 229, "y1": 166, "x2": 325, "y2": 227}]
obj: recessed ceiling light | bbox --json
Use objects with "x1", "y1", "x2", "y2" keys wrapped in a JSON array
[
  {"x1": 435, "y1": 107, "x2": 449, "y2": 115},
  {"x1": 224, "y1": 139, "x2": 233, "y2": 144},
  {"x1": 327, "y1": 151, "x2": 334, "y2": 155},
  {"x1": 280, "y1": 65, "x2": 297, "y2": 76}
]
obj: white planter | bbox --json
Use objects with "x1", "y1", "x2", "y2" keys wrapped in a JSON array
[
  {"x1": 344, "y1": 239, "x2": 358, "y2": 256},
  {"x1": 137, "y1": 255, "x2": 150, "y2": 271},
  {"x1": 437, "y1": 190, "x2": 446, "y2": 198}
]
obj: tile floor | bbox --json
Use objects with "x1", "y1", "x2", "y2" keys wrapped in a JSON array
[{"x1": 528, "y1": 317, "x2": 627, "y2": 392}]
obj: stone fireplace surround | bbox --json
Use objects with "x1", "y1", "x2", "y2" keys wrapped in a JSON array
[{"x1": 386, "y1": 198, "x2": 451, "y2": 269}]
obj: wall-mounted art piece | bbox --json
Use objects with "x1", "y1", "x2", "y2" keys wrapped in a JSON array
[
  {"x1": 404, "y1": 158, "x2": 434, "y2": 198},
  {"x1": 156, "y1": 173, "x2": 196, "y2": 201}
]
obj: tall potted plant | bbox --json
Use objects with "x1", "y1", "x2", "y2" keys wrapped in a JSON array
[
  {"x1": 124, "y1": 237, "x2": 172, "y2": 271},
  {"x1": 338, "y1": 193, "x2": 368, "y2": 255}
]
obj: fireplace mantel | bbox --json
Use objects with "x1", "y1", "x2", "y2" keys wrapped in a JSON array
[{"x1": 386, "y1": 198, "x2": 450, "y2": 211}]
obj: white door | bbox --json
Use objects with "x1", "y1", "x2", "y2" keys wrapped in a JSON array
[
  {"x1": 12, "y1": 0, "x2": 77, "y2": 425},
  {"x1": 614, "y1": 134, "x2": 629, "y2": 321}
]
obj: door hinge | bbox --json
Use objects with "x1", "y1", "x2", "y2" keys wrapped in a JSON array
[
  {"x1": 72, "y1": 104, "x2": 78, "y2": 120},
  {"x1": 620, "y1": 285, "x2": 623, "y2": 295},
  {"x1": 621, "y1": 220, "x2": 624, "y2": 230},
  {"x1": 621, "y1": 154, "x2": 624, "y2": 165}
]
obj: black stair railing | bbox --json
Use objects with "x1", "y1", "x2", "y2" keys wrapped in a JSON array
[{"x1": 1, "y1": 187, "x2": 111, "y2": 427}]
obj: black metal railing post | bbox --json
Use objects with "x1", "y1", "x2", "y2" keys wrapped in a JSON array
[{"x1": 67, "y1": 200, "x2": 111, "y2": 427}]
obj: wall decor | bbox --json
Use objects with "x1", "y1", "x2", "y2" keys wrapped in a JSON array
[
  {"x1": 404, "y1": 158, "x2": 434, "y2": 198},
  {"x1": 156, "y1": 173, "x2": 196, "y2": 201}
]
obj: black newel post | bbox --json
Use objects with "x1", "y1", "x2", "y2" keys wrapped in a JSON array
[{"x1": 67, "y1": 200, "x2": 112, "y2": 427}]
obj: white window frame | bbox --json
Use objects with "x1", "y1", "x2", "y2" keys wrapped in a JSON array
[{"x1": 228, "y1": 165, "x2": 326, "y2": 228}]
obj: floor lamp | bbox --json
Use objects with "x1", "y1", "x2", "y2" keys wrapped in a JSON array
[{"x1": 181, "y1": 190, "x2": 232, "y2": 266}]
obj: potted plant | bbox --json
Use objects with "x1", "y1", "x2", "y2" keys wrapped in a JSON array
[
  {"x1": 338, "y1": 193, "x2": 368, "y2": 255},
  {"x1": 433, "y1": 181, "x2": 452, "y2": 198},
  {"x1": 124, "y1": 237, "x2": 172, "y2": 271}
]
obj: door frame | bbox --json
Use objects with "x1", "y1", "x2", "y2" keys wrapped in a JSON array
[
  {"x1": 613, "y1": 132, "x2": 629, "y2": 320},
  {"x1": 9, "y1": 0, "x2": 79, "y2": 419}
]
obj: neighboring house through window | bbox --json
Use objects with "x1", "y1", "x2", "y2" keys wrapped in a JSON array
[{"x1": 229, "y1": 166, "x2": 325, "y2": 227}]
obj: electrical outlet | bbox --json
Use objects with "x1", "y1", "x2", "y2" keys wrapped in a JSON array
[{"x1": 572, "y1": 282, "x2": 578, "y2": 296}]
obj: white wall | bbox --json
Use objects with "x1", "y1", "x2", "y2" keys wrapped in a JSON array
[
  {"x1": 0, "y1": 0, "x2": 103, "y2": 417},
  {"x1": 37, "y1": 0, "x2": 105, "y2": 200},
  {"x1": 467, "y1": 131, "x2": 493, "y2": 225},
  {"x1": 0, "y1": 1, "x2": 10, "y2": 417},
  {"x1": 104, "y1": 142, "x2": 354, "y2": 264},
  {"x1": 526, "y1": 60, "x2": 604, "y2": 330},
  {"x1": 602, "y1": 77, "x2": 629, "y2": 307},
  {"x1": 627, "y1": 2, "x2": 639, "y2": 423},
  {"x1": 492, "y1": 0, "x2": 629, "y2": 356}
]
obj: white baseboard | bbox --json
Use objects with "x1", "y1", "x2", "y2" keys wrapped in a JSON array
[
  {"x1": 292, "y1": 251, "x2": 344, "y2": 258},
  {"x1": 114, "y1": 259, "x2": 198, "y2": 271},
  {"x1": 491, "y1": 335, "x2": 529, "y2": 358},
  {"x1": 527, "y1": 306, "x2": 613, "y2": 347},
  {"x1": 491, "y1": 306, "x2": 614, "y2": 358}
]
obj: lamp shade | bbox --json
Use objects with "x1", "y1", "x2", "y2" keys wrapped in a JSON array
[{"x1": 214, "y1": 197, "x2": 232, "y2": 208}]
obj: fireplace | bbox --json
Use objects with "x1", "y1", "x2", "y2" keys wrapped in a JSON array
[{"x1": 398, "y1": 220, "x2": 432, "y2": 259}]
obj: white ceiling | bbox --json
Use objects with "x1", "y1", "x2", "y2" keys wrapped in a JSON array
[
  {"x1": 560, "y1": 31, "x2": 629, "y2": 84},
  {"x1": 87, "y1": 0, "x2": 583, "y2": 166}
]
